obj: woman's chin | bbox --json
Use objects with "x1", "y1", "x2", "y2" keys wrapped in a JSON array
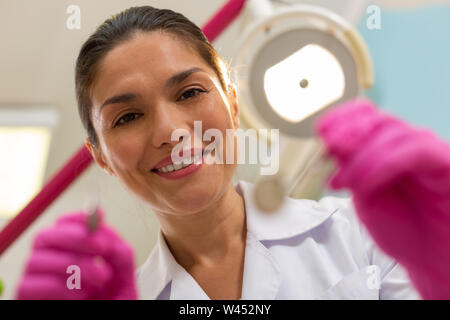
[{"x1": 145, "y1": 167, "x2": 233, "y2": 214}]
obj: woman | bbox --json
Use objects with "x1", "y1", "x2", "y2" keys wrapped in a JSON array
[{"x1": 16, "y1": 6, "x2": 450, "y2": 300}]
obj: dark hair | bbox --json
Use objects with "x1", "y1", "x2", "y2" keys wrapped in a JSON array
[{"x1": 75, "y1": 6, "x2": 230, "y2": 147}]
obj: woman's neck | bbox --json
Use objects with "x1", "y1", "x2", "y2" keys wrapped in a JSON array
[{"x1": 155, "y1": 182, "x2": 246, "y2": 269}]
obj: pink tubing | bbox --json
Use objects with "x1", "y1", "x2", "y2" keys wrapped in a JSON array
[
  {"x1": 0, "y1": 0, "x2": 247, "y2": 256},
  {"x1": 0, "y1": 146, "x2": 93, "y2": 255},
  {"x1": 202, "y1": 0, "x2": 247, "y2": 42}
]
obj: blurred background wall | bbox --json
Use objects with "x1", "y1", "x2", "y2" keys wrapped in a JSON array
[{"x1": 0, "y1": 0, "x2": 449, "y2": 299}]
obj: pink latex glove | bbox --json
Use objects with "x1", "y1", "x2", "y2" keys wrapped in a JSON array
[
  {"x1": 316, "y1": 98, "x2": 450, "y2": 300},
  {"x1": 16, "y1": 209, "x2": 138, "y2": 300}
]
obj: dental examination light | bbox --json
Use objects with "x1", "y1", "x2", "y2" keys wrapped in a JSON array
[{"x1": 233, "y1": 0, "x2": 374, "y2": 212}]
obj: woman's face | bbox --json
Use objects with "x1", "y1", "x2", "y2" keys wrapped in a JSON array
[{"x1": 87, "y1": 31, "x2": 240, "y2": 215}]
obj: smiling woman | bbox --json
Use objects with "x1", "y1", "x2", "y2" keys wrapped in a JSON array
[
  {"x1": 16, "y1": 5, "x2": 434, "y2": 301},
  {"x1": 75, "y1": 6, "x2": 247, "y2": 300}
]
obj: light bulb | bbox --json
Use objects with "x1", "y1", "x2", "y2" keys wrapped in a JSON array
[{"x1": 263, "y1": 44, "x2": 345, "y2": 123}]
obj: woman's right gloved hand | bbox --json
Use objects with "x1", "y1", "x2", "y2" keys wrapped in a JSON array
[
  {"x1": 16, "y1": 209, "x2": 138, "y2": 300},
  {"x1": 316, "y1": 98, "x2": 450, "y2": 299}
]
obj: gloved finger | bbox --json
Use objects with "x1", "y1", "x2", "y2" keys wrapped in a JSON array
[
  {"x1": 329, "y1": 122, "x2": 413, "y2": 190},
  {"x1": 316, "y1": 98, "x2": 378, "y2": 136},
  {"x1": 33, "y1": 221, "x2": 135, "y2": 281},
  {"x1": 32, "y1": 222, "x2": 116, "y2": 257},
  {"x1": 318, "y1": 108, "x2": 407, "y2": 167},
  {"x1": 362, "y1": 134, "x2": 450, "y2": 194},
  {"x1": 16, "y1": 274, "x2": 91, "y2": 300},
  {"x1": 24, "y1": 248, "x2": 113, "y2": 291},
  {"x1": 316, "y1": 99, "x2": 380, "y2": 161},
  {"x1": 55, "y1": 209, "x2": 127, "y2": 250},
  {"x1": 80, "y1": 226, "x2": 137, "y2": 299},
  {"x1": 92, "y1": 226, "x2": 136, "y2": 274},
  {"x1": 332, "y1": 127, "x2": 450, "y2": 196}
]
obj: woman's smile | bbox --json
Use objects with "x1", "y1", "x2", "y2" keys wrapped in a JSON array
[{"x1": 151, "y1": 148, "x2": 213, "y2": 180}]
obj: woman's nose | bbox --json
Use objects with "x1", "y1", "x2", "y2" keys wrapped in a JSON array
[{"x1": 150, "y1": 103, "x2": 191, "y2": 149}]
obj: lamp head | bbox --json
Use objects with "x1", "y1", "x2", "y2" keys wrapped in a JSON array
[{"x1": 234, "y1": 4, "x2": 373, "y2": 139}]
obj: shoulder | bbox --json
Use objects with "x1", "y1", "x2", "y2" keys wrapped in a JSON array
[
  {"x1": 135, "y1": 243, "x2": 161, "y2": 299},
  {"x1": 135, "y1": 231, "x2": 175, "y2": 300},
  {"x1": 238, "y1": 178, "x2": 374, "y2": 268},
  {"x1": 289, "y1": 195, "x2": 420, "y2": 299}
]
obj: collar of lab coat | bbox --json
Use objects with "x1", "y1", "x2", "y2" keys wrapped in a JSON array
[{"x1": 137, "y1": 179, "x2": 337, "y2": 300}]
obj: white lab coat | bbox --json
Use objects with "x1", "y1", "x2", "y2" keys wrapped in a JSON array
[{"x1": 136, "y1": 179, "x2": 421, "y2": 300}]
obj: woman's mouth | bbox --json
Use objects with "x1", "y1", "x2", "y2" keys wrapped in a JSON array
[{"x1": 151, "y1": 149, "x2": 212, "y2": 180}]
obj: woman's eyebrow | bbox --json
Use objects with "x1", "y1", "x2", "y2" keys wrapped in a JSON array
[
  {"x1": 100, "y1": 93, "x2": 141, "y2": 112},
  {"x1": 99, "y1": 67, "x2": 206, "y2": 112},
  {"x1": 165, "y1": 67, "x2": 206, "y2": 89}
]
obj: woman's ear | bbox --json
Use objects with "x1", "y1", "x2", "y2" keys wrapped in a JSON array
[
  {"x1": 85, "y1": 137, "x2": 115, "y2": 176},
  {"x1": 228, "y1": 84, "x2": 240, "y2": 129}
]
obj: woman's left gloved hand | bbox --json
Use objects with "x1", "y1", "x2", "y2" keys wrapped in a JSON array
[{"x1": 316, "y1": 98, "x2": 450, "y2": 299}]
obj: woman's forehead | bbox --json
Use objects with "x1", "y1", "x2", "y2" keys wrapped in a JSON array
[{"x1": 92, "y1": 32, "x2": 214, "y2": 99}]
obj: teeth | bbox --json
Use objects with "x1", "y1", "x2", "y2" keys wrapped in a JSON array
[
  {"x1": 156, "y1": 152, "x2": 203, "y2": 173},
  {"x1": 193, "y1": 154, "x2": 202, "y2": 163},
  {"x1": 173, "y1": 162, "x2": 183, "y2": 170},
  {"x1": 183, "y1": 157, "x2": 193, "y2": 166}
]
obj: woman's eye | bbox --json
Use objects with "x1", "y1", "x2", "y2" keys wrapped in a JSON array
[
  {"x1": 114, "y1": 113, "x2": 141, "y2": 128},
  {"x1": 178, "y1": 88, "x2": 206, "y2": 101}
]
